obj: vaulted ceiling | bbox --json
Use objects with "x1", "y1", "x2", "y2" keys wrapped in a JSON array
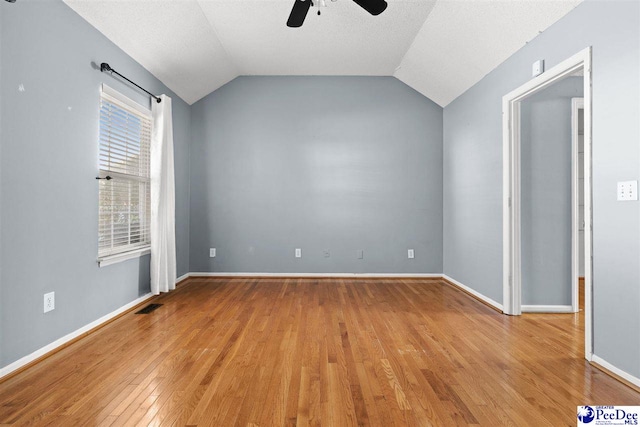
[{"x1": 64, "y1": 0, "x2": 582, "y2": 106}]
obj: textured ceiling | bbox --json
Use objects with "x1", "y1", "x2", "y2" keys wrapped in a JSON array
[
  {"x1": 64, "y1": 0, "x2": 582, "y2": 106},
  {"x1": 394, "y1": 0, "x2": 583, "y2": 106}
]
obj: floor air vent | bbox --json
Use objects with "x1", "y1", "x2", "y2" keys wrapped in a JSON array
[{"x1": 135, "y1": 303, "x2": 163, "y2": 314}]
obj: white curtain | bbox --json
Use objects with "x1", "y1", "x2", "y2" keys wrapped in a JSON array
[{"x1": 150, "y1": 94, "x2": 176, "y2": 295}]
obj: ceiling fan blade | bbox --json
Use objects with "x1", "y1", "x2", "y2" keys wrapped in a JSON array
[
  {"x1": 287, "y1": 0, "x2": 311, "y2": 27},
  {"x1": 352, "y1": 0, "x2": 387, "y2": 16}
]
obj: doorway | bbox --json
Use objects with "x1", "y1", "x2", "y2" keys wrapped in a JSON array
[
  {"x1": 519, "y1": 78, "x2": 583, "y2": 313},
  {"x1": 502, "y1": 47, "x2": 593, "y2": 360}
]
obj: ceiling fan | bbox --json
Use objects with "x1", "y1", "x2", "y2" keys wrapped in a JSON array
[{"x1": 287, "y1": 0, "x2": 388, "y2": 27}]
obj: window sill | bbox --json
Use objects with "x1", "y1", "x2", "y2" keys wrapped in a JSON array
[{"x1": 98, "y1": 247, "x2": 151, "y2": 267}]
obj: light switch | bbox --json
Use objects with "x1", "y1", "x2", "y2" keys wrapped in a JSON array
[
  {"x1": 295, "y1": 248, "x2": 302, "y2": 258},
  {"x1": 209, "y1": 248, "x2": 216, "y2": 258},
  {"x1": 617, "y1": 180, "x2": 638, "y2": 201},
  {"x1": 408, "y1": 249, "x2": 415, "y2": 259}
]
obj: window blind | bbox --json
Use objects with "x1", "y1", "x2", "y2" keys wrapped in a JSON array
[{"x1": 98, "y1": 88, "x2": 152, "y2": 259}]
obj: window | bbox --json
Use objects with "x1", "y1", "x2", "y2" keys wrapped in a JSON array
[{"x1": 98, "y1": 85, "x2": 152, "y2": 265}]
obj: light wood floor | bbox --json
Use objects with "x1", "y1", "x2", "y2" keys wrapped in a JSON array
[{"x1": 0, "y1": 278, "x2": 638, "y2": 426}]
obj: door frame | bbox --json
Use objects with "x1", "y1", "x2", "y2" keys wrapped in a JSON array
[
  {"x1": 502, "y1": 47, "x2": 593, "y2": 361},
  {"x1": 571, "y1": 97, "x2": 585, "y2": 313}
]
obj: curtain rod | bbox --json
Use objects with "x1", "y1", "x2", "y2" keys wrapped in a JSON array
[{"x1": 100, "y1": 63, "x2": 162, "y2": 104}]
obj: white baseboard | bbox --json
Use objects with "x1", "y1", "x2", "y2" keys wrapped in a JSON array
[
  {"x1": 175, "y1": 273, "x2": 191, "y2": 284},
  {"x1": 441, "y1": 274, "x2": 504, "y2": 312},
  {"x1": 0, "y1": 292, "x2": 155, "y2": 380},
  {"x1": 3, "y1": 272, "x2": 637, "y2": 395},
  {"x1": 592, "y1": 355, "x2": 640, "y2": 389},
  {"x1": 0, "y1": 272, "x2": 446, "y2": 379},
  {"x1": 522, "y1": 305, "x2": 574, "y2": 313},
  {"x1": 188, "y1": 272, "x2": 443, "y2": 278},
  {"x1": 191, "y1": 272, "x2": 505, "y2": 314}
]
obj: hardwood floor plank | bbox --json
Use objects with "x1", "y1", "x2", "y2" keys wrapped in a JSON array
[{"x1": 1, "y1": 277, "x2": 638, "y2": 426}]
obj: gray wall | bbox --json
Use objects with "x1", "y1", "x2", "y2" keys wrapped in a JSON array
[
  {"x1": 190, "y1": 77, "x2": 443, "y2": 274},
  {"x1": 443, "y1": 0, "x2": 639, "y2": 377},
  {"x1": 520, "y1": 77, "x2": 583, "y2": 306},
  {"x1": 0, "y1": 0, "x2": 191, "y2": 368},
  {"x1": 3, "y1": 0, "x2": 638, "y2": 385},
  {"x1": 0, "y1": 1, "x2": 4, "y2": 363}
]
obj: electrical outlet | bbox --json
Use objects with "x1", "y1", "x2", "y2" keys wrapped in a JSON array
[
  {"x1": 44, "y1": 292, "x2": 55, "y2": 313},
  {"x1": 209, "y1": 248, "x2": 216, "y2": 258},
  {"x1": 407, "y1": 249, "x2": 415, "y2": 259},
  {"x1": 295, "y1": 248, "x2": 302, "y2": 258},
  {"x1": 323, "y1": 250, "x2": 330, "y2": 258},
  {"x1": 357, "y1": 249, "x2": 364, "y2": 259}
]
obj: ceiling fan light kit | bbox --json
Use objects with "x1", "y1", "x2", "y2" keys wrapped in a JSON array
[{"x1": 287, "y1": 0, "x2": 388, "y2": 27}]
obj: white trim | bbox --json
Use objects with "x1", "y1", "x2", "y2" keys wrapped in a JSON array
[
  {"x1": 187, "y1": 272, "x2": 443, "y2": 278},
  {"x1": 503, "y1": 47, "x2": 593, "y2": 360},
  {"x1": 571, "y1": 97, "x2": 585, "y2": 313},
  {"x1": 592, "y1": 355, "x2": 640, "y2": 389},
  {"x1": 6, "y1": 271, "x2": 637, "y2": 393},
  {"x1": 188, "y1": 272, "x2": 503, "y2": 313},
  {"x1": 175, "y1": 273, "x2": 190, "y2": 284},
  {"x1": 502, "y1": 49, "x2": 588, "y2": 105},
  {"x1": 442, "y1": 274, "x2": 504, "y2": 312},
  {"x1": 0, "y1": 292, "x2": 154, "y2": 380},
  {"x1": 101, "y1": 83, "x2": 152, "y2": 118},
  {"x1": 503, "y1": 93, "x2": 514, "y2": 315},
  {"x1": 522, "y1": 305, "x2": 574, "y2": 313},
  {"x1": 583, "y1": 49, "x2": 593, "y2": 362},
  {"x1": 502, "y1": 98, "x2": 523, "y2": 316},
  {"x1": 98, "y1": 247, "x2": 150, "y2": 267}
]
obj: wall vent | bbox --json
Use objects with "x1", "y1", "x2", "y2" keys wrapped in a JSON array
[{"x1": 135, "y1": 303, "x2": 163, "y2": 314}]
